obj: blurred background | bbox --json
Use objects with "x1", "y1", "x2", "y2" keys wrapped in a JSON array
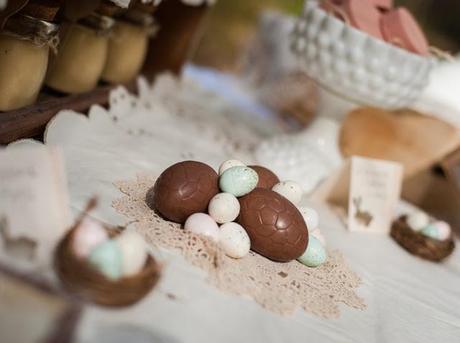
[{"x1": 193, "y1": 0, "x2": 460, "y2": 71}]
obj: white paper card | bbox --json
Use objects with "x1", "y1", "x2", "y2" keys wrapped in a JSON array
[
  {"x1": 0, "y1": 146, "x2": 71, "y2": 268},
  {"x1": 348, "y1": 156, "x2": 403, "y2": 233}
]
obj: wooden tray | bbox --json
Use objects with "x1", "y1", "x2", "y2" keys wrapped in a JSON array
[{"x1": 0, "y1": 84, "x2": 135, "y2": 145}]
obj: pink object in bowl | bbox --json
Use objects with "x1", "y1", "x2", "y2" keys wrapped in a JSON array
[
  {"x1": 342, "y1": 0, "x2": 383, "y2": 40},
  {"x1": 370, "y1": 0, "x2": 393, "y2": 11},
  {"x1": 380, "y1": 7, "x2": 429, "y2": 55}
]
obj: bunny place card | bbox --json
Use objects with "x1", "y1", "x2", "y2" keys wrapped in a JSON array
[{"x1": 312, "y1": 156, "x2": 403, "y2": 234}]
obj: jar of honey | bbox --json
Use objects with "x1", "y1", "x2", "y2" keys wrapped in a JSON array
[
  {"x1": 0, "y1": 7, "x2": 58, "y2": 111},
  {"x1": 101, "y1": 6, "x2": 156, "y2": 84},
  {"x1": 45, "y1": 13, "x2": 114, "y2": 94}
]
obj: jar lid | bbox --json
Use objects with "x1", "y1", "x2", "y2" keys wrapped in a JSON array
[
  {"x1": 122, "y1": 8, "x2": 154, "y2": 27},
  {"x1": 131, "y1": 0, "x2": 158, "y2": 14},
  {"x1": 3, "y1": 13, "x2": 59, "y2": 45},
  {"x1": 79, "y1": 13, "x2": 115, "y2": 34},
  {"x1": 98, "y1": 0, "x2": 123, "y2": 17}
]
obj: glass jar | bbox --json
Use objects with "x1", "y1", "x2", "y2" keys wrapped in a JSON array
[
  {"x1": 101, "y1": 10, "x2": 155, "y2": 84},
  {"x1": 0, "y1": 14, "x2": 58, "y2": 111},
  {"x1": 142, "y1": 0, "x2": 211, "y2": 80},
  {"x1": 45, "y1": 14, "x2": 114, "y2": 94}
]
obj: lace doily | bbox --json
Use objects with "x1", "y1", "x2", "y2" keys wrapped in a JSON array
[{"x1": 113, "y1": 174, "x2": 366, "y2": 318}]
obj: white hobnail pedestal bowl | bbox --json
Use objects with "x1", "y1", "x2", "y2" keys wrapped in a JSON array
[{"x1": 255, "y1": 1, "x2": 435, "y2": 192}]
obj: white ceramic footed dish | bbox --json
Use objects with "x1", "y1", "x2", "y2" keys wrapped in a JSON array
[{"x1": 291, "y1": 1, "x2": 435, "y2": 110}]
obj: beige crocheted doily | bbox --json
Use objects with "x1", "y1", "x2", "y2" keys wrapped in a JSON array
[{"x1": 113, "y1": 175, "x2": 366, "y2": 317}]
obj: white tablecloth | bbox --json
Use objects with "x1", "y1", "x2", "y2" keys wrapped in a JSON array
[{"x1": 15, "y1": 67, "x2": 460, "y2": 343}]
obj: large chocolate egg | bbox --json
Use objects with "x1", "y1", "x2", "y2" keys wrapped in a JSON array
[
  {"x1": 248, "y1": 165, "x2": 280, "y2": 189},
  {"x1": 147, "y1": 161, "x2": 219, "y2": 223},
  {"x1": 237, "y1": 188, "x2": 308, "y2": 262}
]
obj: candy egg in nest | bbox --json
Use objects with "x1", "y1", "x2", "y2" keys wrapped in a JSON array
[
  {"x1": 146, "y1": 161, "x2": 219, "y2": 223},
  {"x1": 237, "y1": 188, "x2": 308, "y2": 262}
]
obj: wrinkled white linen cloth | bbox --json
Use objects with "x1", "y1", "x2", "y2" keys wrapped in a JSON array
[{"x1": 28, "y1": 70, "x2": 459, "y2": 343}]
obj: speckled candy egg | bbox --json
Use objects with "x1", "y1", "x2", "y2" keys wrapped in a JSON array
[
  {"x1": 208, "y1": 193, "x2": 240, "y2": 224},
  {"x1": 147, "y1": 161, "x2": 219, "y2": 223},
  {"x1": 298, "y1": 207, "x2": 319, "y2": 230},
  {"x1": 219, "y1": 159, "x2": 245, "y2": 175},
  {"x1": 184, "y1": 213, "x2": 220, "y2": 242},
  {"x1": 219, "y1": 222, "x2": 251, "y2": 259},
  {"x1": 89, "y1": 240, "x2": 123, "y2": 281},
  {"x1": 72, "y1": 218, "x2": 109, "y2": 258},
  {"x1": 421, "y1": 221, "x2": 451, "y2": 241},
  {"x1": 421, "y1": 224, "x2": 439, "y2": 240},
  {"x1": 297, "y1": 237, "x2": 327, "y2": 268},
  {"x1": 116, "y1": 231, "x2": 148, "y2": 277},
  {"x1": 407, "y1": 211, "x2": 429, "y2": 231},
  {"x1": 248, "y1": 165, "x2": 280, "y2": 189},
  {"x1": 311, "y1": 228, "x2": 326, "y2": 246},
  {"x1": 219, "y1": 166, "x2": 259, "y2": 197},
  {"x1": 237, "y1": 188, "x2": 308, "y2": 262},
  {"x1": 272, "y1": 181, "x2": 303, "y2": 205}
]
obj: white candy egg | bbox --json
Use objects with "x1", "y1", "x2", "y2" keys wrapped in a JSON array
[
  {"x1": 72, "y1": 218, "x2": 109, "y2": 258},
  {"x1": 116, "y1": 231, "x2": 148, "y2": 277},
  {"x1": 208, "y1": 193, "x2": 240, "y2": 224},
  {"x1": 219, "y1": 222, "x2": 251, "y2": 259},
  {"x1": 219, "y1": 159, "x2": 245, "y2": 175},
  {"x1": 407, "y1": 212, "x2": 429, "y2": 231},
  {"x1": 310, "y1": 228, "x2": 326, "y2": 246},
  {"x1": 184, "y1": 213, "x2": 220, "y2": 242},
  {"x1": 272, "y1": 181, "x2": 303, "y2": 205},
  {"x1": 433, "y1": 221, "x2": 451, "y2": 241},
  {"x1": 298, "y1": 207, "x2": 319, "y2": 230}
]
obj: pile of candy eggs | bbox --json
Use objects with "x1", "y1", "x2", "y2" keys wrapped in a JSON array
[
  {"x1": 406, "y1": 212, "x2": 452, "y2": 241},
  {"x1": 181, "y1": 159, "x2": 329, "y2": 267},
  {"x1": 72, "y1": 218, "x2": 150, "y2": 281}
]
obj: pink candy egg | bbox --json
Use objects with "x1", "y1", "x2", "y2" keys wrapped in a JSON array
[
  {"x1": 72, "y1": 218, "x2": 109, "y2": 258},
  {"x1": 370, "y1": 0, "x2": 393, "y2": 11},
  {"x1": 433, "y1": 221, "x2": 452, "y2": 241},
  {"x1": 380, "y1": 7, "x2": 428, "y2": 55},
  {"x1": 184, "y1": 213, "x2": 220, "y2": 242}
]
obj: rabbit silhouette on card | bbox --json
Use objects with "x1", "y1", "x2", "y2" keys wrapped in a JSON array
[{"x1": 353, "y1": 197, "x2": 373, "y2": 227}]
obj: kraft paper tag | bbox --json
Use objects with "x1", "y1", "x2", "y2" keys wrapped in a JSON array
[
  {"x1": 0, "y1": 145, "x2": 71, "y2": 268},
  {"x1": 312, "y1": 156, "x2": 403, "y2": 233}
]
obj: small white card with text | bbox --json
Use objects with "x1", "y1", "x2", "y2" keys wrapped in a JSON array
[{"x1": 348, "y1": 156, "x2": 403, "y2": 233}]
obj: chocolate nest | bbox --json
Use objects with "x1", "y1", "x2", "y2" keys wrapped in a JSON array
[
  {"x1": 391, "y1": 216, "x2": 455, "y2": 262},
  {"x1": 55, "y1": 219, "x2": 160, "y2": 307}
]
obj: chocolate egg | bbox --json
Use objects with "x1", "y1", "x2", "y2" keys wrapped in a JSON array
[
  {"x1": 249, "y1": 165, "x2": 280, "y2": 189},
  {"x1": 147, "y1": 161, "x2": 219, "y2": 223},
  {"x1": 237, "y1": 188, "x2": 308, "y2": 262}
]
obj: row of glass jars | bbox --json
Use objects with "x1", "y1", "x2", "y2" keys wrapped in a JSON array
[{"x1": 0, "y1": 3, "x2": 155, "y2": 111}]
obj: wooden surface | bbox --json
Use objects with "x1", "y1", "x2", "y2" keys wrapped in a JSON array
[
  {"x1": 340, "y1": 107, "x2": 460, "y2": 178},
  {"x1": 0, "y1": 83, "x2": 136, "y2": 145}
]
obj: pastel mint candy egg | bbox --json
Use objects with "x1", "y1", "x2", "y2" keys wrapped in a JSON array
[
  {"x1": 297, "y1": 237, "x2": 327, "y2": 268},
  {"x1": 219, "y1": 166, "x2": 259, "y2": 197},
  {"x1": 219, "y1": 159, "x2": 245, "y2": 175},
  {"x1": 421, "y1": 224, "x2": 440, "y2": 240},
  {"x1": 89, "y1": 240, "x2": 123, "y2": 281}
]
